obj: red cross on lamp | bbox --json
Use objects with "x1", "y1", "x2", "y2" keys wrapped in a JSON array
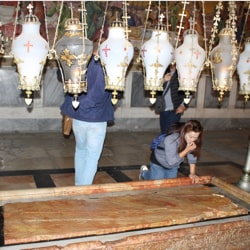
[
  {"x1": 24, "y1": 41, "x2": 33, "y2": 52},
  {"x1": 12, "y1": 3, "x2": 49, "y2": 105},
  {"x1": 102, "y1": 44, "x2": 110, "y2": 57}
]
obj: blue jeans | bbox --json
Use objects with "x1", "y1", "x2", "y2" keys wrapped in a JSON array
[
  {"x1": 160, "y1": 110, "x2": 181, "y2": 134},
  {"x1": 142, "y1": 161, "x2": 179, "y2": 180},
  {"x1": 73, "y1": 119, "x2": 107, "y2": 185}
]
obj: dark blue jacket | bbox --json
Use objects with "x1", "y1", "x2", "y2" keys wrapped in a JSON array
[
  {"x1": 60, "y1": 55, "x2": 114, "y2": 122},
  {"x1": 163, "y1": 71, "x2": 185, "y2": 110}
]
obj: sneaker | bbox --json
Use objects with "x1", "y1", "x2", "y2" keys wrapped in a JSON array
[{"x1": 139, "y1": 165, "x2": 148, "y2": 180}]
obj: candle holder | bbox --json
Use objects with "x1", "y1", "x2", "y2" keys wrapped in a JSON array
[{"x1": 237, "y1": 138, "x2": 250, "y2": 192}]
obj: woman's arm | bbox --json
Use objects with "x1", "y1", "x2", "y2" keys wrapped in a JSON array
[{"x1": 189, "y1": 163, "x2": 200, "y2": 183}]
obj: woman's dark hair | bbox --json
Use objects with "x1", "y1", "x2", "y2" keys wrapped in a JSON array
[{"x1": 168, "y1": 120, "x2": 203, "y2": 158}]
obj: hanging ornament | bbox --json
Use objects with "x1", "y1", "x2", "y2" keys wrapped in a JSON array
[
  {"x1": 12, "y1": 3, "x2": 49, "y2": 105},
  {"x1": 99, "y1": 20, "x2": 134, "y2": 105},
  {"x1": 175, "y1": 29, "x2": 206, "y2": 104},
  {"x1": 55, "y1": 3, "x2": 93, "y2": 109},
  {"x1": 210, "y1": 25, "x2": 238, "y2": 103},
  {"x1": 140, "y1": 23, "x2": 174, "y2": 104},
  {"x1": 0, "y1": 21, "x2": 6, "y2": 55},
  {"x1": 237, "y1": 37, "x2": 250, "y2": 103},
  {"x1": 208, "y1": 1, "x2": 238, "y2": 103}
]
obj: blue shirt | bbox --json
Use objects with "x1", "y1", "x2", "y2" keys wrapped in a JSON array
[{"x1": 60, "y1": 55, "x2": 114, "y2": 123}]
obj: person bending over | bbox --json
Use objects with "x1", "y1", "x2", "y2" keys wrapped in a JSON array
[{"x1": 139, "y1": 120, "x2": 203, "y2": 184}]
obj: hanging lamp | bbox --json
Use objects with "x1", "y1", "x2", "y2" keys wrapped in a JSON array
[
  {"x1": 140, "y1": 11, "x2": 174, "y2": 104},
  {"x1": 210, "y1": 24, "x2": 238, "y2": 103},
  {"x1": 55, "y1": 2, "x2": 93, "y2": 109},
  {"x1": 12, "y1": 3, "x2": 49, "y2": 105},
  {"x1": 174, "y1": 1, "x2": 206, "y2": 104},
  {"x1": 209, "y1": 1, "x2": 238, "y2": 103},
  {"x1": 99, "y1": 19, "x2": 134, "y2": 105},
  {"x1": 237, "y1": 37, "x2": 250, "y2": 103},
  {"x1": 175, "y1": 29, "x2": 206, "y2": 104},
  {"x1": 236, "y1": 2, "x2": 250, "y2": 104}
]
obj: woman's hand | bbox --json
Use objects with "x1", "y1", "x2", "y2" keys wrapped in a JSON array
[
  {"x1": 186, "y1": 142, "x2": 197, "y2": 153},
  {"x1": 189, "y1": 173, "x2": 200, "y2": 184},
  {"x1": 179, "y1": 142, "x2": 196, "y2": 158}
]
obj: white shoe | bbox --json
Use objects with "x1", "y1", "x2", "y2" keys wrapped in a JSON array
[{"x1": 139, "y1": 165, "x2": 148, "y2": 180}]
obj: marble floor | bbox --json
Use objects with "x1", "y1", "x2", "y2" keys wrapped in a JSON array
[{"x1": 0, "y1": 128, "x2": 249, "y2": 191}]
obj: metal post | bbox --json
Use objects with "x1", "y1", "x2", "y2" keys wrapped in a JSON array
[
  {"x1": 0, "y1": 157, "x2": 4, "y2": 169},
  {"x1": 237, "y1": 138, "x2": 250, "y2": 192}
]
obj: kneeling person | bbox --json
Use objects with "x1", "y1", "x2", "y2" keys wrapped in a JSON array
[{"x1": 139, "y1": 120, "x2": 203, "y2": 184}]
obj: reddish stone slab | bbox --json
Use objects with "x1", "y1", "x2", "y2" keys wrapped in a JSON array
[
  {"x1": 27, "y1": 220, "x2": 250, "y2": 250},
  {"x1": 4, "y1": 184, "x2": 248, "y2": 245}
]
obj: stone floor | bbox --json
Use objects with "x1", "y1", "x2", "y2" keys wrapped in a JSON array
[{"x1": 0, "y1": 128, "x2": 249, "y2": 191}]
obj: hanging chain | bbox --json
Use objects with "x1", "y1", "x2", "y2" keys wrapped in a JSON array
[
  {"x1": 76, "y1": 1, "x2": 88, "y2": 83},
  {"x1": 136, "y1": 0, "x2": 151, "y2": 63},
  {"x1": 189, "y1": 1, "x2": 197, "y2": 33},
  {"x1": 206, "y1": 0, "x2": 223, "y2": 66},
  {"x1": 165, "y1": 1, "x2": 169, "y2": 33},
  {"x1": 157, "y1": 1, "x2": 166, "y2": 29},
  {"x1": 175, "y1": 1, "x2": 189, "y2": 50},
  {"x1": 187, "y1": 2, "x2": 197, "y2": 66},
  {"x1": 201, "y1": 0, "x2": 209, "y2": 66},
  {"x1": 228, "y1": 1, "x2": 238, "y2": 67},
  {"x1": 0, "y1": 23, "x2": 5, "y2": 55},
  {"x1": 156, "y1": 0, "x2": 162, "y2": 46},
  {"x1": 237, "y1": 1, "x2": 250, "y2": 52},
  {"x1": 10, "y1": 1, "x2": 20, "y2": 57},
  {"x1": 79, "y1": 1, "x2": 88, "y2": 58},
  {"x1": 47, "y1": 1, "x2": 64, "y2": 60},
  {"x1": 43, "y1": 1, "x2": 50, "y2": 48},
  {"x1": 122, "y1": 1, "x2": 130, "y2": 40},
  {"x1": 80, "y1": 1, "x2": 88, "y2": 39},
  {"x1": 94, "y1": 0, "x2": 108, "y2": 61},
  {"x1": 228, "y1": 1, "x2": 237, "y2": 45},
  {"x1": 157, "y1": 0, "x2": 161, "y2": 26}
]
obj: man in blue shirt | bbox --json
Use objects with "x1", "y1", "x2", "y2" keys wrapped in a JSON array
[{"x1": 60, "y1": 41, "x2": 114, "y2": 186}]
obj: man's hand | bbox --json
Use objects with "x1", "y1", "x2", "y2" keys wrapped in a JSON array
[
  {"x1": 176, "y1": 104, "x2": 186, "y2": 114},
  {"x1": 164, "y1": 73, "x2": 171, "y2": 81}
]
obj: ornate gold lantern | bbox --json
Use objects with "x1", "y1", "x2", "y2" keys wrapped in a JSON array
[
  {"x1": 210, "y1": 26, "x2": 238, "y2": 103},
  {"x1": 55, "y1": 16, "x2": 93, "y2": 109}
]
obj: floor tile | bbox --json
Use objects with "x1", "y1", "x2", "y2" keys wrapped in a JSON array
[
  {"x1": 197, "y1": 164, "x2": 243, "y2": 184},
  {"x1": 0, "y1": 176, "x2": 36, "y2": 190}
]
